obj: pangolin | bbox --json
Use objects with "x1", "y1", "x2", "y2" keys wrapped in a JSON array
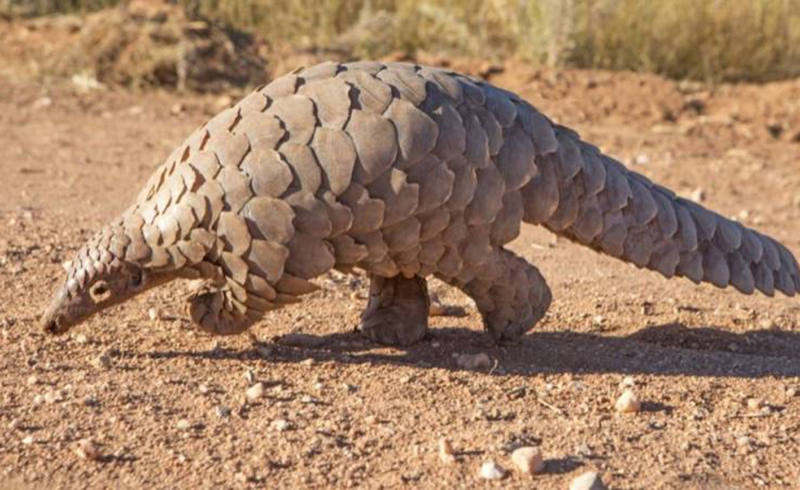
[{"x1": 40, "y1": 61, "x2": 800, "y2": 346}]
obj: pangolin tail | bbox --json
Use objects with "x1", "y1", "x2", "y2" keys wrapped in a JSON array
[{"x1": 519, "y1": 124, "x2": 800, "y2": 296}]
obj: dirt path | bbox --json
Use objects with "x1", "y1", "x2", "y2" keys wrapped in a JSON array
[{"x1": 1, "y1": 62, "x2": 800, "y2": 489}]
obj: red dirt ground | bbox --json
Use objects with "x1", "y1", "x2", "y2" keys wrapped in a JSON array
[{"x1": 2, "y1": 33, "x2": 800, "y2": 489}]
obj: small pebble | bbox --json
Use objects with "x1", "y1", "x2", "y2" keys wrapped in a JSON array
[
  {"x1": 92, "y1": 354, "x2": 112, "y2": 369},
  {"x1": 26, "y1": 375, "x2": 38, "y2": 386},
  {"x1": 22, "y1": 436, "x2": 34, "y2": 445},
  {"x1": 75, "y1": 334, "x2": 89, "y2": 345},
  {"x1": 615, "y1": 390, "x2": 641, "y2": 413},
  {"x1": 479, "y1": 460, "x2": 506, "y2": 480},
  {"x1": 198, "y1": 384, "x2": 209, "y2": 394},
  {"x1": 438, "y1": 438, "x2": 456, "y2": 464},
  {"x1": 75, "y1": 439, "x2": 102, "y2": 461},
  {"x1": 619, "y1": 376, "x2": 636, "y2": 388},
  {"x1": 246, "y1": 382, "x2": 265, "y2": 401},
  {"x1": 511, "y1": 446, "x2": 545, "y2": 475},
  {"x1": 243, "y1": 369, "x2": 256, "y2": 384},
  {"x1": 429, "y1": 300, "x2": 466, "y2": 317},
  {"x1": 690, "y1": 187, "x2": 706, "y2": 203},
  {"x1": 148, "y1": 307, "x2": 161, "y2": 321},
  {"x1": 759, "y1": 318, "x2": 777, "y2": 329},
  {"x1": 271, "y1": 419, "x2": 292, "y2": 432},
  {"x1": 569, "y1": 471, "x2": 606, "y2": 490},
  {"x1": 8, "y1": 418, "x2": 20, "y2": 430},
  {"x1": 215, "y1": 406, "x2": 231, "y2": 418},
  {"x1": 786, "y1": 387, "x2": 797, "y2": 398},
  {"x1": 456, "y1": 353, "x2": 491, "y2": 370},
  {"x1": 429, "y1": 300, "x2": 447, "y2": 316},
  {"x1": 747, "y1": 398, "x2": 763, "y2": 410},
  {"x1": 44, "y1": 390, "x2": 61, "y2": 404},
  {"x1": 176, "y1": 419, "x2": 192, "y2": 430}
]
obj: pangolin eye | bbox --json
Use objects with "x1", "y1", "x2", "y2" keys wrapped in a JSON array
[
  {"x1": 89, "y1": 281, "x2": 112, "y2": 302},
  {"x1": 130, "y1": 268, "x2": 143, "y2": 288}
]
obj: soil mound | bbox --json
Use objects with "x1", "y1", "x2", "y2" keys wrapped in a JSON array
[{"x1": 4, "y1": 0, "x2": 267, "y2": 91}]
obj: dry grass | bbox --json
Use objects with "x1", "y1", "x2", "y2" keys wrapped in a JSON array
[
  {"x1": 0, "y1": 0, "x2": 117, "y2": 16},
  {"x1": 4, "y1": 0, "x2": 800, "y2": 82}
]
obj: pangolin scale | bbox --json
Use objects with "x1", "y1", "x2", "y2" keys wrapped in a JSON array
[{"x1": 40, "y1": 61, "x2": 800, "y2": 345}]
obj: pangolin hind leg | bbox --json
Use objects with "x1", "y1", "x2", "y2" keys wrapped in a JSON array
[
  {"x1": 360, "y1": 274, "x2": 430, "y2": 346},
  {"x1": 438, "y1": 248, "x2": 551, "y2": 341}
]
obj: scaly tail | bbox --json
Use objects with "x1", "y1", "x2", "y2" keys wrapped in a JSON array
[{"x1": 520, "y1": 124, "x2": 800, "y2": 296}]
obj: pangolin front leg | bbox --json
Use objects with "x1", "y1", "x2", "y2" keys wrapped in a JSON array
[
  {"x1": 360, "y1": 274, "x2": 430, "y2": 346},
  {"x1": 437, "y1": 248, "x2": 552, "y2": 342}
]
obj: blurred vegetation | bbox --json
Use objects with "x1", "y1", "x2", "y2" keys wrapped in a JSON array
[
  {"x1": 3, "y1": 0, "x2": 800, "y2": 82},
  {"x1": 0, "y1": 0, "x2": 118, "y2": 15}
]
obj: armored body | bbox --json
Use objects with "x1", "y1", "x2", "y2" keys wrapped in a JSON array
[{"x1": 41, "y1": 61, "x2": 800, "y2": 345}]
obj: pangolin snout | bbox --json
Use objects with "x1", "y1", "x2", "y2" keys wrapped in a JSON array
[
  {"x1": 41, "y1": 315, "x2": 62, "y2": 335},
  {"x1": 40, "y1": 287, "x2": 72, "y2": 335}
]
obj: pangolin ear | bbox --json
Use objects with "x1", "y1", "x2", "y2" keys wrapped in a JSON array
[{"x1": 89, "y1": 281, "x2": 112, "y2": 303}]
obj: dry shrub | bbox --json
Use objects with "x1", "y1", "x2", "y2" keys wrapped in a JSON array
[
  {"x1": 0, "y1": 0, "x2": 118, "y2": 16},
  {"x1": 51, "y1": 0, "x2": 266, "y2": 90},
  {"x1": 568, "y1": 0, "x2": 800, "y2": 82},
  {"x1": 4, "y1": 0, "x2": 800, "y2": 83}
]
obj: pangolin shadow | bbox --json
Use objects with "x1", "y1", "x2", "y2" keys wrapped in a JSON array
[{"x1": 136, "y1": 322, "x2": 800, "y2": 378}]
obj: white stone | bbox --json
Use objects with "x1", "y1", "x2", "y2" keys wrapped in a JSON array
[
  {"x1": 511, "y1": 446, "x2": 545, "y2": 474},
  {"x1": 438, "y1": 438, "x2": 456, "y2": 464},
  {"x1": 479, "y1": 460, "x2": 506, "y2": 480},
  {"x1": 615, "y1": 390, "x2": 641, "y2": 413},
  {"x1": 569, "y1": 471, "x2": 606, "y2": 490},
  {"x1": 75, "y1": 439, "x2": 102, "y2": 460},
  {"x1": 246, "y1": 382, "x2": 265, "y2": 401},
  {"x1": 271, "y1": 419, "x2": 292, "y2": 432}
]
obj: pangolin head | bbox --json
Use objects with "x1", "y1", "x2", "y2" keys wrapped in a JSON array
[{"x1": 39, "y1": 226, "x2": 173, "y2": 334}]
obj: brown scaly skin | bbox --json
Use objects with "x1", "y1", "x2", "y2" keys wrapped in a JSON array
[{"x1": 40, "y1": 60, "x2": 800, "y2": 346}]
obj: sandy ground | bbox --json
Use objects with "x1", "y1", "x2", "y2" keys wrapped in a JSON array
[{"x1": 2, "y1": 54, "x2": 800, "y2": 489}]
